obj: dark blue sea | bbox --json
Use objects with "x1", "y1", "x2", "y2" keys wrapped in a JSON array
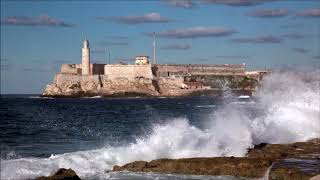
[
  {"x1": 1, "y1": 72, "x2": 319, "y2": 180},
  {"x1": 0, "y1": 95, "x2": 224, "y2": 159}
]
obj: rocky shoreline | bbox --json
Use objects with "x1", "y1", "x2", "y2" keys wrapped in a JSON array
[
  {"x1": 37, "y1": 139, "x2": 320, "y2": 180},
  {"x1": 41, "y1": 89, "x2": 253, "y2": 98}
]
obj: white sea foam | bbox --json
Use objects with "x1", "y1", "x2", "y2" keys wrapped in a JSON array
[
  {"x1": 237, "y1": 95, "x2": 250, "y2": 99},
  {"x1": 83, "y1": 95, "x2": 102, "y2": 99},
  {"x1": 196, "y1": 105, "x2": 217, "y2": 108},
  {"x1": 1, "y1": 71, "x2": 319, "y2": 179},
  {"x1": 230, "y1": 101, "x2": 255, "y2": 105},
  {"x1": 28, "y1": 96, "x2": 54, "y2": 99}
]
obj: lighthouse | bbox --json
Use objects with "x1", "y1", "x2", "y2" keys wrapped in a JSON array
[{"x1": 82, "y1": 38, "x2": 90, "y2": 75}]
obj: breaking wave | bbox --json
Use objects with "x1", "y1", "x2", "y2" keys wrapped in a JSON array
[{"x1": 1, "y1": 71, "x2": 320, "y2": 179}]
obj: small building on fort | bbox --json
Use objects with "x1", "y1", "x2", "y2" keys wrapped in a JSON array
[{"x1": 135, "y1": 56, "x2": 150, "y2": 65}]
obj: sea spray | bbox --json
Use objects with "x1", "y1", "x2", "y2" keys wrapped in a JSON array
[
  {"x1": 261, "y1": 163, "x2": 274, "y2": 180},
  {"x1": 251, "y1": 71, "x2": 320, "y2": 143},
  {"x1": 1, "y1": 71, "x2": 319, "y2": 179}
]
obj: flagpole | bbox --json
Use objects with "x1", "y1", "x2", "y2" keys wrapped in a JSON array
[{"x1": 153, "y1": 32, "x2": 156, "y2": 64}]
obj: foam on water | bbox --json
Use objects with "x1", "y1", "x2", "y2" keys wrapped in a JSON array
[
  {"x1": 196, "y1": 105, "x2": 217, "y2": 108},
  {"x1": 237, "y1": 95, "x2": 250, "y2": 99},
  {"x1": 28, "y1": 96, "x2": 54, "y2": 99},
  {"x1": 1, "y1": 71, "x2": 320, "y2": 179},
  {"x1": 83, "y1": 95, "x2": 102, "y2": 99}
]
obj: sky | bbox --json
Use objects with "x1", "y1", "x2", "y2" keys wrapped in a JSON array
[{"x1": 1, "y1": 0, "x2": 320, "y2": 94}]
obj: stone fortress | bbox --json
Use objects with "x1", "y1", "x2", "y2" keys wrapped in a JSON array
[{"x1": 43, "y1": 38, "x2": 269, "y2": 97}]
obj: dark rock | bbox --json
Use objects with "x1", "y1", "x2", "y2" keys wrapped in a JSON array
[
  {"x1": 36, "y1": 168, "x2": 81, "y2": 180},
  {"x1": 269, "y1": 166, "x2": 309, "y2": 180},
  {"x1": 269, "y1": 159, "x2": 320, "y2": 180},
  {"x1": 247, "y1": 138, "x2": 320, "y2": 160},
  {"x1": 269, "y1": 167, "x2": 311, "y2": 180},
  {"x1": 112, "y1": 139, "x2": 320, "y2": 179},
  {"x1": 113, "y1": 157, "x2": 273, "y2": 178},
  {"x1": 254, "y1": 143, "x2": 268, "y2": 150},
  {"x1": 113, "y1": 161, "x2": 147, "y2": 171},
  {"x1": 112, "y1": 165, "x2": 122, "y2": 171}
]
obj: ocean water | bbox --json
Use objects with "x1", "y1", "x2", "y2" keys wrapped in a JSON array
[{"x1": 1, "y1": 71, "x2": 319, "y2": 180}]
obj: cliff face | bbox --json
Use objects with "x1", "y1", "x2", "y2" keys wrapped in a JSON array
[
  {"x1": 43, "y1": 74, "x2": 101, "y2": 97},
  {"x1": 43, "y1": 74, "x2": 160, "y2": 97}
]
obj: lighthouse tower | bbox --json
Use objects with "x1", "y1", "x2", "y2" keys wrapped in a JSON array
[{"x1": 82, "y1": 38, "x2": 90, "y2": 75}]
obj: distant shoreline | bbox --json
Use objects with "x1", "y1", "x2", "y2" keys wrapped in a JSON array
[
  {"x1": 0, "y1": 89, "x2": 253, "y2": 99},
  {"x1": 41, "y1": 89, "x2": 254, "y2": 98}
]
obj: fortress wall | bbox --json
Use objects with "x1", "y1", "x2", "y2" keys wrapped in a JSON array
[
  {"x1": 104, "y1": 64, "x2": 153, "y2": 79},
  {"x1": 61, "y1": 64, "x2": 82, "y2": 75},
  {"x1": 154, "y1": 64, "x2": 245, "y2": 77},
  {"x1": 55, "y1": 73, "x2": 100, "y2": 85},
  {"x1": 60, "y1": 64, "x2": 79, "y2": 74},
  {"x1": 183, "y1": 75, "x2": 246, "y2": 88},
  {"x1": 90, "y1": 64, "x2": 105, "y2": 75},
  {"x1": 61, "y1": 64, "x2": 105, "y2": 75}
]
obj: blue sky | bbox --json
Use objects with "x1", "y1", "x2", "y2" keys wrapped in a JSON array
[{"x1": 1, "y1": 0, "x2": 319, "y2": 94}]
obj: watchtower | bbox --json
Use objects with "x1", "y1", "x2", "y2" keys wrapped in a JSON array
[{"x1": 82, "y1": 38, "x2": 90, "y2": 75}]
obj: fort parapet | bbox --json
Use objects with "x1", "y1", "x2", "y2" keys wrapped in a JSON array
[
  {"x1": 154, "y1": 64, "x2": 246, "y2": 77},
  {"x1": 105, "y1": 64, "x2": 153, "y2": 79}
]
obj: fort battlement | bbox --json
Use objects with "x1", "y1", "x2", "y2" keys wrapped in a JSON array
[
  {"x1": 154, "y1": 64, "x2": 246, "y2": 77},
  {"x1": 60, "y1": 63, "x2": 105, "y2": 75},
  {"x1": 59, "y1": 63, "x2": 245, "y2": 77},
  {"x1": 155, "y1": 64, "x2": 245, "y2": 68},
  {"x1": 104, "y1": 64, "x2": 153, "y2": 79}
]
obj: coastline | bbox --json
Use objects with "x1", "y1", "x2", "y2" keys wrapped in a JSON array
[
  {"x1": 41, "y1": 89, "x2": 254, "y2": 98},
  {"x1": 38, "y1": 138, "x2": 320, "y2": 180}
]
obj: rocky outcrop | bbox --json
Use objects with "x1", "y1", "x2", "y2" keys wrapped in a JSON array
[
  {"x1": 42, "y1": 82, "x2": 86, "y2": 97},
  {"x1": 113, "y1": 139, "x2": 320, "y2": 179},
  {"x1": 247, "y1": 138, "x2": 320, "y2": 159},
  {"x1": 113, "y1": 157, "x2": 273, "y2": 178},
  {"x1": 42, "y1": 74, "x2": 160, "y2": 97},
  {"x1": 269, "y1": 159, "x2": 320, "y2": 180},
  {"x1": 36, "y1": 168, "x2": 81, "y2": 180},
  {"x1": 42, "y1": 83, "x2": 63, "y2": 96}
]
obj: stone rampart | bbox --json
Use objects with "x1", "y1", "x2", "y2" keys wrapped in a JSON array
[
  {"x1": 104, "y1": 64, "x2": 153, "y2": 79},
  {"x1": 154, "y1": 64, "x2": 246, "y2": 77},
  {"x1": 90, "y1": 64, "x2": 105, "y2": 75},
  {"x1": 60, "y1": 64, "x2": 81, "y2": 74},
  {"x1": 61, "y1": 64, "x2": 106, "y2": 75}
]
